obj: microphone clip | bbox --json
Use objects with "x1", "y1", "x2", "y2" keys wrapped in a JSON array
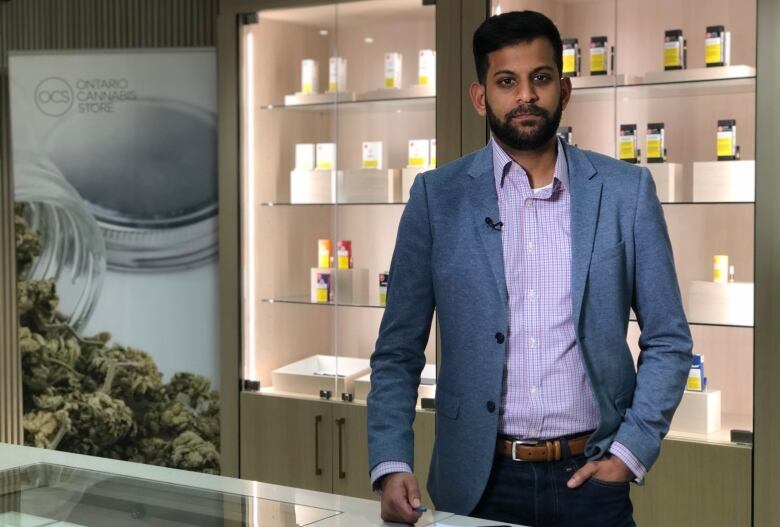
[{"x1": 485, "y1": 217, "x2": 503, "y2": 231}]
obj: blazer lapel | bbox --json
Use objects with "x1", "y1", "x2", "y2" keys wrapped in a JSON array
[
  {"x1": 565, "y1": 143, "x2": 602, "y2": 331},
  {"x1": 467, "y1": 145, "x2": 508, "y2": 305}
]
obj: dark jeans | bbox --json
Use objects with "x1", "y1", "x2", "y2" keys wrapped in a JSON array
[{"x1": 470, "y1": 452, "x2": 635, "y2": 527}]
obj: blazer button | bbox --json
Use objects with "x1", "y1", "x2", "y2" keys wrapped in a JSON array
[
  {"x1": 486, "y1": 400, "x2": 496, "y2": 413},
  {"x1": 495, "y1": 332, "x2": 505, "y2": 344}
]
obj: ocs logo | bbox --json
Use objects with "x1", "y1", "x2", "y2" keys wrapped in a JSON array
[{"x1": 34, "y1": 77, "x2": 74, "y2": 117}]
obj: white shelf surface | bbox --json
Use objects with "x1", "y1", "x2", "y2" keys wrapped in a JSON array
[{"x1": 667, "y1": 412, "x2": 752, "y2": 447}]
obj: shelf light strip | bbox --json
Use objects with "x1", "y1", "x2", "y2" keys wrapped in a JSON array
[{"x1": 245, "y1": 30, "x2": 257, "y2": 382}]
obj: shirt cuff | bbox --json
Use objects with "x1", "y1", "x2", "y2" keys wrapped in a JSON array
[
  {"x1": 609, "y1": 441, "x2": 647, "y2": 484},
  {"x1": 370, "y1": 461, "x2": 413, "y2": 494}
]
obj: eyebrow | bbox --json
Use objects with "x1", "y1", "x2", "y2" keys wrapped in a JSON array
[{"x1": 492, "y1": 65, "x2": 555, "y2": 77}]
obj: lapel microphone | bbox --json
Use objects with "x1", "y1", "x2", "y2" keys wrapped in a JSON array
[{"x1": 485, "y1": 217, "x2": 503, "y2": 231}]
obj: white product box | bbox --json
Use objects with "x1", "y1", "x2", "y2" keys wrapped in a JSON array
[
  {"x1": 271, "y1": 354, "x2": 371, "y2": 397},
  {"x1": 329, "y1": 57, "x2": 347, "y2": 92},
  {"x1": 408, "y1": 139, "x2": 430, "y2": 168},
  {"x1": 316, "y1": 143, "x2": 337, "y2": 170},
  {"x1": 418, "y1": 49, "x2": 436, "y2": 86},
  {"x1": 310, "y1": 267, "x2": 369, "y2": 304},
  {"x1": 402, "y1": 167, "x2": 426, "y2": 202},
  {"x1": 301, "y1": 59, "x2": 318, "y2": 94},
  {"x1": 430, "y1": 138, "x2": 437, "y2": 167},
  {"x1": 338, "y1": 169, "x2": 401, "y2": 203},
  {"x1": 687, "y1": 281, "x2": 754, "y2": 326},
  {"x1": 290, "y1": 169, "x2": 337, "y2": 203},
  {"x1": 670, "y1": 389, "x2": 721, "y2": 434},
  {"x1": 384, "y1": 52, "x2": 403, "y2": 89},
  {"x1": 640, "y1": 163, "x2": 686, "y2": 202},
  {"x1": 295, "y1": 143, "x2": 315, "y2": 171},
  {"x1": 361, "y1": 141, "x2": 383, "y2": 169},
  {"x1": 692, "y1": 160, "x2": 754, "y2": 202}
]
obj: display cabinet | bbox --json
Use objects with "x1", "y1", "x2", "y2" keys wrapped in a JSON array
[
  {"x1": 493, "y1": 0, "x2": 755, "y2": 524},
  {"x1": 236, "y1": 0, "x2": 440, "y2": 499}
]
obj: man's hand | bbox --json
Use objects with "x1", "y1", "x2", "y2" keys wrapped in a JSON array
[
  {"x1": 380, "y1": 472, "x2": 423, "y2": 524},
  {"x1": 566, "y1": 454, "x2": 633, "y2": 488}
]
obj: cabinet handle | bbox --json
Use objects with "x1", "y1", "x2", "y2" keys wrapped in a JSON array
[
  {"x1": 314, "y1": 415, "x2": 323, "y2": 476},
  {"x1": 336, "y1": 417, "x2": 346, "y2": 479}
]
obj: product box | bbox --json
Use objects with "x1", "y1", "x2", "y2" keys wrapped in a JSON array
[
  {"x1": 589, "y1": 36, "x2": 608, "y2": 75},
  {"x1": 379, "y1": 271, "x2": 389, "y2": 306},
  {"x1": 408, "y1": 139, "x2": 430, "y2": 168},
  {"x1": 562, "y1": 38, "x2": 580, "y2": 77},
  {"x1": 430, "y1": 139, "x2": 437, "y2": 167},
  {"x1": 717, "y1": 119, "x2": 737, "y2": 160},
  {"x1": 295, "y1": 143, "x2": 315, "y2": 170},
  {"x1": 313, "y1": 272, "x2": 331, "y2": 303},
  {"x1": 361, "y1": 141, "x2": 383, "y2": 169},
  {"x1": 301, "y1": 59, "x2": 319, "y2": 94},
  {"x1": 318, "y1": 239, "x2": 332, "y2": 268},
  {"x1": 664, "y1": 30, "x2": 685, "y2": 70},
  {"x1": 418, "y1": 49, "x2": 436, "y2": 86},
  {"x1": 618, "y1": 124, "x2": 638, "y2": 163},
  {"x1": 686, "y1": 355, "x2": 706, "y2": 391},
  {"x1": 713, "y1": 254, "x2": 729, "y2": 283},
  {"x1": 337, "y1": 240, "x2": 352, "y2": 270},
  {"x1": 384, "y1": 52, "x2": 403, "y2": 89},
  {"x1": 646, "y1": 123, "x2": 665, "y2": 163},
  {"x1": 316, "y1": 143, "x2": 337, "y2": 170},
  {"x1": 705, "y1": 26, "x2": 729, "y2": 67},
  {"x1": 328, "y1": 57, "x2": 348, "y2": 92}
]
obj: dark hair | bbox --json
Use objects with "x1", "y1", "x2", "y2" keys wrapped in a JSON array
[{"x1": 473, "y1": 11, "x2": 563, "y2": 84}]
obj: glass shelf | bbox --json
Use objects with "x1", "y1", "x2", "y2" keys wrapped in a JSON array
[
  {"x1": 262, "y1": 297, "x2": 385, "y2": 309},
  {"x1": 258, "y1": 95, "x2": 434, "y2": 112},
  {"x1": 571, "y1": 75, "x2": 755, "y2": 102},
  {"x1": 629, "y1": 317, "x2": 753, "y2": 329},
  {"x1": 660, "y1": 201, "x2": 755, "y2": 205}
]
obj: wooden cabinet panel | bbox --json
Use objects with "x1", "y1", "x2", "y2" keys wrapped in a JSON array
[
  {"x1": 631, "y1": 440, "x2": 752, "y2": 526},
  {"x1": 240, "y1": 393, "x2": 333, "y2": 493}
]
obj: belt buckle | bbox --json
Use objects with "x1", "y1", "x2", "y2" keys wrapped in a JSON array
[{"x1": 511, "y1": 439, "x2": 539, "y2": 461}]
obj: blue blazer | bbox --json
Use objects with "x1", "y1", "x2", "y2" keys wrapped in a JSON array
[{"x1": 367, "y1": 142, "x2": 693, "y2": 515}]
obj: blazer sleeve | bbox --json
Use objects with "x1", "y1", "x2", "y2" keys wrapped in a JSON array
[
  {"x1": 613, "y1": 168, "x2": 693, "y2": 470},
  {"x1": 367, "y1": 174, "x2": 436, "y2": 473}
]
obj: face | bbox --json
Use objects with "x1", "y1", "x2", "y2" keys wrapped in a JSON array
[{"x1": 470, "y1": 38, "x2": 571, "y2": 151}]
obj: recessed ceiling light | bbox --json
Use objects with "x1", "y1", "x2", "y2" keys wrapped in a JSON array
[
  {"x1": 364, "y1": 37, "x2": 374, "y2": 44},
  {"x1": 493, "y1": 5, "x2": 503, "y2": 15},
  {"x1": 319, "y1": 29, "x2": 329, "y2": 36}
]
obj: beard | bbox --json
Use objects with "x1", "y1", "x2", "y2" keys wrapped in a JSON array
[{"x1": 486, "y1": 94, "x2": 563, "y2": 151}]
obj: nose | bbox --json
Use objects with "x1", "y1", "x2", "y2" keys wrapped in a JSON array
[{"x1": 515, "y1": 79, "x2": 538, "y2": 104}]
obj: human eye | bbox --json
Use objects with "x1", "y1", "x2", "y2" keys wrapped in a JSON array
[
  {"x1": 496, "y1": 77, "x2": 516, "y2": 88},
  {"x1": 532, "y1": 73, "x2": 552, "y2": 84}
]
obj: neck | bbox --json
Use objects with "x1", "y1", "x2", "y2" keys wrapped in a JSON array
[{"x1": 495, "y1": 136, "x2": 558, "y2": 189}]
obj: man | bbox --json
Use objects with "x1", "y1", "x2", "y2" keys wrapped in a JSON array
[{"x1": 367, "y1": 10, "x2": 692, "y2": 527}]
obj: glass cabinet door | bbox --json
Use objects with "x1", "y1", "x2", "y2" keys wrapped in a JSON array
[
  {"x1": 493, "y1": 0, "x2": 755, "y2": 449},
  {"x1": 239, "y1": 0, "x2": 438, "y2": 405}
]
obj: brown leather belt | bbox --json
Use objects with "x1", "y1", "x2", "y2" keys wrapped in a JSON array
[{"x1": 496, "y1": 433, "x2": 591, "y2": 462}]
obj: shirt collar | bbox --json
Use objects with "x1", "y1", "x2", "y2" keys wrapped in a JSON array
[{"x1": 490, "y1": 136, "x2": 569, "y2": 191}]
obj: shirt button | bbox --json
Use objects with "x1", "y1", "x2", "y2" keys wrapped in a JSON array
[
  {"x1": 486, "y1": 401, "x2": 496, "y2": 413},
  {"x1": 529, "y1": 290, "x2": 536, "y2": 301},
  {"x1": 495, "y1": 332, "x2": 505, "y2": 344},
  {"x1": 531, "y1": 386, "x2": 538, "y2": 396},
  {"x1": 527, "y1": 242, "x2": 534, "y2": 253},
  {"x1": 525, "y1": 198, "x2": 533, "y2": 206},
  {"x1": 529, "y1": 337, "x2": 536, "y2": 348}
]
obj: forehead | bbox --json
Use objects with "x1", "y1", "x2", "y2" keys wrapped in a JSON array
[{"x1": 486, "y1": 38, "x2": 557, "y2": 74}]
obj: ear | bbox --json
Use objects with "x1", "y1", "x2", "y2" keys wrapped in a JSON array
[
  {"x1": 560, "y1": 76, "x2": 572, "y2": 111},
  {"x1": 470, "y1": 81, "x2": 487, "y2": 117}
]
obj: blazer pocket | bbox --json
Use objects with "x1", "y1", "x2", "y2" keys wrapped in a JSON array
[
  {"x1": 590, "y1": 240, "x2": 626, "y2": 266},
  {"x1": 435, "y1": 390, "x2": 460, "y2": 420}
]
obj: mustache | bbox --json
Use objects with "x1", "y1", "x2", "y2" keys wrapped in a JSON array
[{"x1": 507, "y1": 105, "x2": 547, "y2": 119}]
